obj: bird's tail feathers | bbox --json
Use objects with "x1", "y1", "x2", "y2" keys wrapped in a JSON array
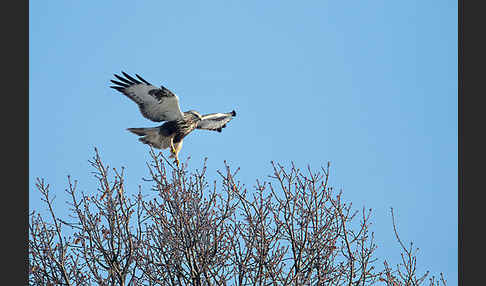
[
  {"x1": 127, "y1": 127, "x2": 171, "y2": 150},
  {"x1": 127, "y1": 127, "x2": 156, "y2": 136}
]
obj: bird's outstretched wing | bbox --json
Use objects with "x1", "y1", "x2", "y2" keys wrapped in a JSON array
[
  {"x1": 110, "y1": 72, "x2": 184, "y2": 122},
  {"x1": 196, "y1": 110, "x2": 236, "y2": 132}
]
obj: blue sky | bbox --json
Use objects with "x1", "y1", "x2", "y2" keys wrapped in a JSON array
[{"x1": 30, "y1": 0, "x2": 457, "y2": 283}]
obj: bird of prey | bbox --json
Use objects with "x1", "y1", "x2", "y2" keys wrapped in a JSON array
[{"x1": 110, "y1": 72, "x2": 236, "y2": 166}]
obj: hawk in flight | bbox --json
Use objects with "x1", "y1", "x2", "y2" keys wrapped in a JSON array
[{"x1": 110, "y1": 72, "x2": 236, "y2": 166}]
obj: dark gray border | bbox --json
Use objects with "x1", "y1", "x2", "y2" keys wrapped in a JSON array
[
  {"x1": 2, "y1": 0, "x2": 28, "y2": 283},
  {"x1": 459, "y1": 0, "x2": 482, "y2": 284}
]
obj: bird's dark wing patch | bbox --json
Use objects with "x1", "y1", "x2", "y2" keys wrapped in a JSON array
[
  {"x1": 110, "y1": 71, "x2": 184, "y2": 122},
  {"x1": 148, "y1": 88, "x2": 175, "y2": 101}
]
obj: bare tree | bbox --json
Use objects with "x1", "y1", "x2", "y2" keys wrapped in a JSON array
[
  {"x1": 379, "y1": 208, "x2": 447, "y2": 286},
  {"x1": 29, "y1": 148, "x2": 447, "y2": 286}
]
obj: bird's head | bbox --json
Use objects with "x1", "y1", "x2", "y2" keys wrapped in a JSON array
[{"x1": 186, "y1": 110, "x2": 202, "y2": 120}]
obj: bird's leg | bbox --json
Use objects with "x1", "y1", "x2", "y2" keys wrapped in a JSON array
[
  {"x1": 168, "y1": 138, "x2": 179, "y2": 166},
  {"x1": 172, "y1": 141, "x2": 183, "y2": 167},
  {"x1": 170, "y1": 138, "x2": 176, "y2": 156}
]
